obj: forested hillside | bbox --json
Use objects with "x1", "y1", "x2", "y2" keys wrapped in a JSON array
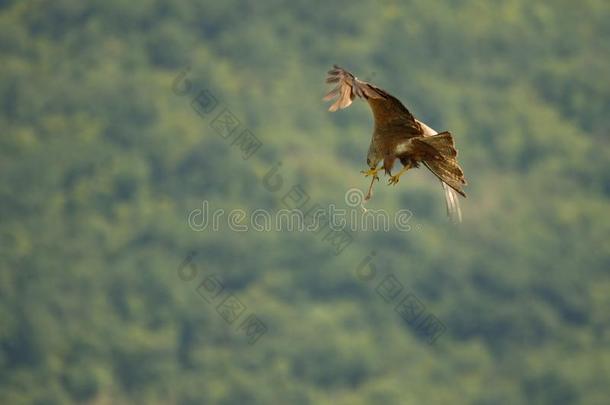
[{"x1": 1, "y1": 0, "x2": 609, "y2": 403}]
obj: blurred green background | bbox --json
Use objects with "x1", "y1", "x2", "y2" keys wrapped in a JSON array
[{"x1": 1, "y1": 0, "x2": 609, "y2": 404}]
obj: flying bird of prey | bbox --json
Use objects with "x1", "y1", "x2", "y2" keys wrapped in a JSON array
[{"x1": 323, "y1": 65, "x2": 467, "y2": 222}]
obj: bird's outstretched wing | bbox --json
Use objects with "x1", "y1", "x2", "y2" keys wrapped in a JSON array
[{"x1": 323, "y1": 65, "x2": 422, "y2": 135}]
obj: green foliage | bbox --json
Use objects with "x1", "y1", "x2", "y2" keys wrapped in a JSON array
[{"x1": 1, "y1": 0, "x2": 609, "y2": 403}]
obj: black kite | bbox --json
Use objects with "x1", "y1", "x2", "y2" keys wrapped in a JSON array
[{"x1": 324, "y1": 65, "x2": 467, "y2": 222}]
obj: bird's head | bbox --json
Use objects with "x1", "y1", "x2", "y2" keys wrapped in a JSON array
[{"x1": 366, "y1": 153, "x2": 381, "y2": 169}]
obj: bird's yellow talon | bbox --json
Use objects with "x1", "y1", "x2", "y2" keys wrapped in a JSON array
[
  {"x1": 388, "y1": 175, "x2": 400, "y2": 185},
  {"x1": 361, "y1": 167, "x2": 380, "y2": 178}
]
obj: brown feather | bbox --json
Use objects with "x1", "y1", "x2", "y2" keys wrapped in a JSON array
[{"x1": 323, "y1": 65, "x2": 468, "y2": 202}]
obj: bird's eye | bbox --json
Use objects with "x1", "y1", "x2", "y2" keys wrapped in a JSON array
[{"x1": 366, "y1": 158, "x2": 371, "y2": 165}]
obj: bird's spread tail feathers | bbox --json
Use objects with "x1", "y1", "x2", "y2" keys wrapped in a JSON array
[
  {"x1": 415, "y1": 131, "x2": 467, "y2": 221},
  {"x1": 440, "y1": 181, "x2": 463, "y2": 223}
]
